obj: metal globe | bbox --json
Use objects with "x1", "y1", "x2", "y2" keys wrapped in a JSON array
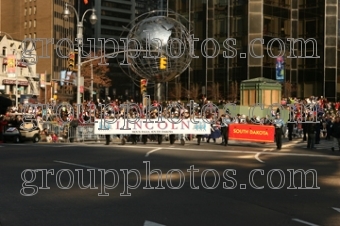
[{"x1": 124, "y1": 15, "x2": 192, "y2": 83}]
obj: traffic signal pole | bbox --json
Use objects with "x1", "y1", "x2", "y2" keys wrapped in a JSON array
[{"x1": 140, "y1": 79, "x2": 147, "y2": 105}]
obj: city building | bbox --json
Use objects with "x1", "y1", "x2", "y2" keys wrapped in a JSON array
[
  {"x1": 168, "y1": 0, "x2": 340, "y2": 101},
  {"x1": 0, "y1": 0, "x2": 76, "y2": 102},
  {"x1": 0, "y1": 35, "x2": 38, "y2": 103},
  {"x1": 81, "y1": 0, "x2": 166, "y2": 101}
]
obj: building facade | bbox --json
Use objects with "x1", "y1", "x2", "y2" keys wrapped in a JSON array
[
  {"x1": 0, "y1": 35, "x2": 38, "y2": 103},
  {"x1": 81, "y1": 0, "x2": 166, "y2": 101},
  {"x1": 0, "y1": 0, "x2": 76, "y2": 102},
  {"x1": 168, "y1": 0, "x2": 340, "y2": 101}
]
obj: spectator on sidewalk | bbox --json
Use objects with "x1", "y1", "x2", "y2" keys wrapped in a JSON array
[
  {"x1": 0, "y1": 116, "x2": 8, "y2": 142},
  {"x1": 306, "y1": 116, "x2": 316, "y2": 149},
  {"x1": 331, "y1": 116, "x2": 340, "y2": 152},
  {"x1": 51, "y1": 132, "x2": 58, "y2": 143}
]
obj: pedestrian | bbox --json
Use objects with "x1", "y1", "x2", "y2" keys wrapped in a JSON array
[
  {"x1": 51, "y1": 132, "x2": 58, "y2": 143},
  {"x1": 220, "y1": 114, "x2": 230, "y2": 146},
  {"x1": 306, "y1": 115, "x2": 316, "y2": 149},
  {"x1": 105, "y1": 134, "x2": 110, "y2": 145},
  {"x1": 273, "y1": 113, "x2": 285, "y2": 150},
  {"x1": 207, "y1": 122, "x2": 220, "y2": 143},
  {"x1": 287, "y1": 118, "x2": 294, "y2": 141},
  {"x1": 315, "y1": 117, "x2": 322, "y2": 144},
  {"x1": 331, "y1": 116, "x2": 340, "y2": 152},
  {"x1": 302, "y1": 113, "x2": 307, "y2": 141},
  {"x1": 326, "y1": 115, "x2": 333, "y2": 140}
]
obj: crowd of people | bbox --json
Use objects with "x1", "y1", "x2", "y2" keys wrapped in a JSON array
[{"x1": 1, "y1": 95, "x2": 340, "y2": 151}]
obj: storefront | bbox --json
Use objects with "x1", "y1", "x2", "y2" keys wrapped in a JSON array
[{"x1": 0, "y1": 78, "x2": 29, "y2": 101}]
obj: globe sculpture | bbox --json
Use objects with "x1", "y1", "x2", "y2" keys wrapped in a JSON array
[{"x1": 120, "y1": 11, "x2": 193, "y2": 84}]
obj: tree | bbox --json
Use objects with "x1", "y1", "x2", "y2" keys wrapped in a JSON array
[
  {"x1": 190, "y1": 83, "x2": 200, "y2": 100},
  {"x1": 282, "y1": 81, "x2": 292, "y2": 98},
  {"x1": 175, "y1": 82, "x2": 182, "y2": 100},
  {"x1": 182, "y1": 83, "x2": 200, "y2": 101},
  {"x1": 228, "y1": 81, "x2": 238, "y2": 101},
  {"x1": 168, "y1": 82, "x2": 182, "y2": 100},
  {"x1": 80, "y1": 51, "x2": 111, "y2": 97},
  {"x1": 210, "y1": 82, "x2": 220, "y2": 101}
]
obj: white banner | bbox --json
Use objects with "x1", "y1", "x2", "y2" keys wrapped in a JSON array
[{"x1": 94, "y1": 118, "x2": 211, "y2": 135}]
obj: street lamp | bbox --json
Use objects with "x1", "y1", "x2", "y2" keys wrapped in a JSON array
[
  {"x1": 0, "y1": 31, "x2": 18, "y2": 108},
  {"x1": 63, "y1": 3, "x2": 97, "y2": 105}
]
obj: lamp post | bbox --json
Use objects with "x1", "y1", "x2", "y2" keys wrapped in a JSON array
[
  {"x1": 63, "y1": 3, "x2": 97, "y2": 105},
  {"x1": 0, "y1": 31, "x2": 18, "y2": 108},
  {"x1": 90, "y1": 63, "x2": 93, "y2": 101}
]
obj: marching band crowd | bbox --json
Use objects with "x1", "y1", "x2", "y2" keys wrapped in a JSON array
[{"x1": 1, "y1": 95, "x2": 340, "y2": 151}]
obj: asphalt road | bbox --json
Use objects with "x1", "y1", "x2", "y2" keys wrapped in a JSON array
[{"x1": 0, "y1": 140, "x2": 340, "y2": 226}]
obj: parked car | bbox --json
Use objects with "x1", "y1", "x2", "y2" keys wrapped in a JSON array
[{"x1": 3, "y1": 123, "x2": 40, "y2": 143}]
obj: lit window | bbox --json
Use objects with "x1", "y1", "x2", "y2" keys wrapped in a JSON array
[
  {"x1": 29, "y1": 21, "x2": 31, "y2": 28},
  {"x1": 34, "y1": 7, "x2": 36, "y2": 14},
  {"x1": 29, "y1": 7, "x2": 31, "y2": 15},
  {"x1": 24, "y1": 22, "x2": 27, "y2": 29},
  {"x1": 33, "y1": 20, "x2": 36, "y2": 27},
  {"x1": 33, "y1": 33, "x2": 36, "y2": 39},
  {"x1": 24, "y1": 8, "x2": 27, "y2": 16}
]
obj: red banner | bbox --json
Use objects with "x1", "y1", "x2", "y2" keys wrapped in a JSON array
[{"x1": 228, "y1": 124, "x2": 275, "y2": 143}]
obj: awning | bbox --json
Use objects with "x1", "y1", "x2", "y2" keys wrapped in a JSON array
[{"x1": 2, "y1": 79, "x2": 29, "y2": 86}]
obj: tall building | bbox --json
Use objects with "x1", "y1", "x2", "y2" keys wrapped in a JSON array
[
  {"x1": 169, "y1": 0, "x2": 340, "y2": 101},
  {"x1": 0, "y1": 0, "x2": 76, "y2": 102},
  {"x1": 81, "y1": 0, "x2": 166, "y2": 101}
]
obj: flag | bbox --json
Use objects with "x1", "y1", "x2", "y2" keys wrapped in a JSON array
[
  {"x1": 275, "y1": 56, "x2": 284, "y2": 82},
  {"x1": 40, "y1": 73, "x2": 46, "y2": 88},
  {"x1": 84, "y1": 0, "x2": 88, "y2": 4},
  {"x1": 6, "y1": 55, "x2": 16, "y2": 73},
  {"x1": 60, "y1": 70, "x2": 66, "y2": 86}
]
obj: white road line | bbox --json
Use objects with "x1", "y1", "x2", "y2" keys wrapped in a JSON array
[
  {"x1": 292, "y1": 218, "x2": 319, "y2": 226},
  {"x1": 54, "y1": 160, "x2": 101, "y2": 169},
  {"x1": 145, "y1": 148, "x2": 162, "y2": 157},
  {"x1": 72, "y1": 144, "x2": 340, "y2": 159},
  {"x1": 254, "y1": 149, "x2": 271, "y2": 163},
  {"x1": 255, "y1": 153, "x2": 265, "y2": 163},
  {"x1": 143, "y1": 220, "x2": 165, "y2": 226},
  {"x1": 151, "y1": 146, "x2": 340, "y2": 159},
  {"x1": 332, "y1": 207, "x2": 340, "y2": 213},
  {"x1": 32, "y1": 145, "x2": 73, "y2": 148}
]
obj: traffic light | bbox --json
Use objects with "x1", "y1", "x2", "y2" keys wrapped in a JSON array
[
  {"x1": 159, "y1": 57, "x2": 167, "y2": 70},
  {"x1": 140, "y1": 79, "x2": 147, "y2": 94},
  {"x1": 68, "y1": 52, "x2": 75, "y2": 71},
  {"x1": 74, "y1": 51, "x2": 78, "y2": 72}
]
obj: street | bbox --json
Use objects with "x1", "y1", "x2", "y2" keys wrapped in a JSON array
[{"x1": 0, "y1": 140, "x2": 340, "y2": 226}]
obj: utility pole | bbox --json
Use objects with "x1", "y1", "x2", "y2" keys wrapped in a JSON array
[
  {"x1": 44, "y1": 70, "x2": 47, "y2": 104},
  {"x1": 90, "y1": 63, "x2": 93, "y2": 101}
]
